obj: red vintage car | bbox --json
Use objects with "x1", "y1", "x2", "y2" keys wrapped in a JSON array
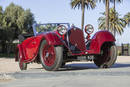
[{"x1": 15, "y1": 23, "x2": 117, "y2": 71}]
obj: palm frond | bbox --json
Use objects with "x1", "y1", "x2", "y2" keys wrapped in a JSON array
[
  {"x1": 124, "y1": 12, "x2": 130, "y2": 27},
  {"x1": 98, "y1": 7, "x2": 125, "y2": 35}
]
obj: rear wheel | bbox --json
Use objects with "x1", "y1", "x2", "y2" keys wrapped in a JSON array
[
  {"x1": 94, "y1": 43, "x2": 117, "y2": 68},
  {"x1": 39, "y1": 40, "x2": 63, "y2": 71},
  {"x1": 61, "y1": 62, "x2": 66, "y2": 68},
  {"x1": 18, "y1": 52, "x2": 27, "y2": 70}
]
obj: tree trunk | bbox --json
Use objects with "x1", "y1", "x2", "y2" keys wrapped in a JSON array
[
  {"x1": 105, "y1": 0, "x2": 109, "y2": 31},
  {"x1": 114, "y1": 0, "x2": 116, "y2": 36},
  {"x1": 81, "y1": 1, "x2": 85, "y2": 31},
  {"x1": 1, "y1": 41, "x2": 6, "y2": 53},
  {"x1": 7, "y1": 44, "x2": 10, "y2": 56},
  {"x1": 6, "y1": 40, "x2": 13, "y2": 56}
]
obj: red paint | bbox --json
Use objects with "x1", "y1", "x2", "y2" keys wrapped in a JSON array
[
  {"x1": 15, "y1": 32, "x2": 64, "y2": 63},
  {"x1": 15, "y1": 28, "x2": 116, "y2": 63},
  {"x1": 15, "y1": 44, "x2": 24, "y2": 61},
  {"x1": 89, "y1": 31, "x2": 115, "y2": 54},
  {"x1": 86, "y1": 34, "x2": 91, "y2": 40},
  {"x1": 55, "y1": 31, "x2": 65, "y2": 40},
  {"x1": 42, "y1": 45, "x2": 55, "y2": 66},
  {"x1": 67, "y1": 28, "x2": 86, "y2": 53},
  {"x1": 65, "y1": 30, "x2": 115, "y2": 56}
]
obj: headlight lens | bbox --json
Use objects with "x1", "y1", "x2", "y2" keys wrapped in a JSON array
[
  {"x1": 57, "y1": 25, "x2": 67, "y2": 35},
  {"x1": 85, "y1": 24, "x2": 94, "y2": 34}
]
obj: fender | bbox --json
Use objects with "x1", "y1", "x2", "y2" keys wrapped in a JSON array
[
  {"x1": 15, "y1": 44, "x2": 25, "y2": 61},
  {"x1": 15, "y1": 32, "x2": 64, "y2": 63},
  {"x1": 40, "y1": 32, "x2": 64, "y2": 46},
  {"x1": 90, "y1": 31, "x2": 116, "y2": 54},
  {"x1": 28, "y1": 33, "x2": 65, "y2": 62}
]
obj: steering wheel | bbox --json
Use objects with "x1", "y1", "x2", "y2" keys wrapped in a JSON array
[
  {"x1": 85, "y1": 24, "x2": 94, "y2": 34},
  {"x1": 57, "y1": 25, "x2": 67, "y2": 35}
]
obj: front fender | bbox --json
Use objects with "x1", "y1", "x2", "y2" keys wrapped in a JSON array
[
  {"x1": 41, "y1": 33, "x2": 64, "y2": 46},
  {"x1": 15, "y1": 44, "x2": 24, "y2": 62},
  {"x1": 90, "y1": 31, "x2": 116, "y2": 54}
]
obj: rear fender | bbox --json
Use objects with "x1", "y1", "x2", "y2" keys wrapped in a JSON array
[{"x1": 90, "y1": 31, "x2": 116, "y2": 54}]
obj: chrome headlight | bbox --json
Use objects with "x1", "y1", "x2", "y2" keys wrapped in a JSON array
[
  {"x1": 85, "y1": 24, "x2": 94, "y2": 34},
  {"x1": 57, "y1": 25, "x2": 67, "y2": 35}
]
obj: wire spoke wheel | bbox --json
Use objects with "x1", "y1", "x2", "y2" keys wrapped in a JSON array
[
  {"x1": 40, "y1": 40, "x2": 63, "y2": 71},
  {"x1": 42, "y1": 45, "x2": 55, "y2": 66}
]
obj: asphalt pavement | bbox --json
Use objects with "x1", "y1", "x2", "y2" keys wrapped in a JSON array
[{"x1": 0, "y1": 62, "x2": 130, "y2": 87}]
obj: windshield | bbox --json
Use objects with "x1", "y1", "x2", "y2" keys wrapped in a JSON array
[{"x1": 33, "y1": 23, "x2": 70, "y2": 36}]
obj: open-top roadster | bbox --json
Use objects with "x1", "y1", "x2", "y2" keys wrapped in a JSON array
[{"x1": 15, "y1": 23, "x2": 117, "y2": 71}]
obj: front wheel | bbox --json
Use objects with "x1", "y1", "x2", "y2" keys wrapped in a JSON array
[
  {"x1": 39, "y1": 40, "x2": 63, "y2": 71},
  {"x1": 94, "y1": 43, "x2": 117, "y2": 68}
]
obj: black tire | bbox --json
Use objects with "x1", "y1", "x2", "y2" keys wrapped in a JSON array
[
  {"x1": 39, "y1": 40, "x2": 63, "y2": 71},
  {"x1": 61, "y1": 62, "x2": 66, "y2": 68},
  {"x1": 18, "y1": 52, "x2": 27, "y2": 70},
  {"x1": 94, "y1": 43, "x2": 117, "y2": 68}
]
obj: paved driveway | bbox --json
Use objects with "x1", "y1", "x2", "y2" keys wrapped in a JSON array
[{"x1": 0, "y1": 56, "x2": 130, "y2": 87}]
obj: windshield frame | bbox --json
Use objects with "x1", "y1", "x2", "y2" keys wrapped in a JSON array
[{"x1": 32, "y1": 23, "x2": 70, "y2": 36}]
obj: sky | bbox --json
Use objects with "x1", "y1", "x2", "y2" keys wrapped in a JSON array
[{"x1": 0, "y1": 0, "x2": 130, "y2": 45}]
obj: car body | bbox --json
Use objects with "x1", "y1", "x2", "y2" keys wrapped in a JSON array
[{"x1": 15, "y1": 23, "x2": 117, "y2": 71}]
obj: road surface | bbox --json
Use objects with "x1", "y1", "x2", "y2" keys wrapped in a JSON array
[{"x1": 0, "y1": 56, "x2": 130, "y2": 87}]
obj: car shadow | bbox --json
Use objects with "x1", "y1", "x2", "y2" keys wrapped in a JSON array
[
  {"x1": 112, "y1": 63, "x2": 130, "y2": 68},
  {"x1": 30, "y1": 62, "x2": 130, "y2": 71},
  {"x1": 59, "y1": 63, "x2": 130, "y2": 71},
  {"x1": 58, "y1": 63, "x2": 98, "y2": 71},
  {"x1": 30, "y1": 63, "x2": 97, "y2": 71}
]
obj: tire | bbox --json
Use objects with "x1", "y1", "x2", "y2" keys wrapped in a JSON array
[
  {"x1": 94, "y1": 43, "x2": 117, "y2": 68},
  {"x1": 61, "y1": 62, "x2": 66, "y2": 68},
  {"x1": 18, "y1": 52, "x2": 27, "y2": 70},
  {"x1": 39, "y1": 40, "x2": 63, "y2": 71}
]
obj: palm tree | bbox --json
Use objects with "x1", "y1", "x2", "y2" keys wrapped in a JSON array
[
  {"x1": 98, "y1": 8, "x2": 125, "y2": 35},
  {"x1": 113, "y1": 0, "x2": 122, "y2": 36},
  {"x1": 98, "y1": 0, "x2": 122, "y2": 31},
  {"x1": 98, "y1": 0, "x2": 121, "y2": 30},
  {"x1": 0, "y1": 6, "x2": 3, "y2": 29},
  {"x1": 124, "y1": 12, "x2": 130, "y2": 27},
  {"x1": 71, "y1": 0, "x2": 96, "y2": 30},
  {"x1": 98, "y1": 0, "x2": 111, "y2": 31},
  {"x1": 113, "y1": 0, "x2": 122, "y2": 10}
]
